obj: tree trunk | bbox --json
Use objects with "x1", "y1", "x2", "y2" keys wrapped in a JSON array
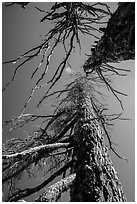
[
  {"x1": 70, "y1": 87, "x2": 126, "y2": 201},
  {"x1": 84, "y1": 2, "x2": 135, "y2": 74}
]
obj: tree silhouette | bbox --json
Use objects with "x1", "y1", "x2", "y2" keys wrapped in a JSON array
[{"x1": 2, "y1": 2, "x2": 134, "y2": 202}]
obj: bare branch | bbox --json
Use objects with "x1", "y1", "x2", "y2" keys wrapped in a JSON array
[
  {"x1": 7, "y1": 160, "x2": 74, "y2": 202},
  {"x1": 2, "y1": 141, "x2": 74, "y2": 184},
  {"x1": 3, "y1": 142, "x2": 70, "y2": 163},
  {"x1": 34, "y1": 6, "x2": 46, "y2": 13},
  {"x1": 35, "y1": 173, "x2": 76, "y2": 201},
  {"x1": 3, "y1": 113, "x2": 55, "y2": 131},
  {"x1": 38, "y1": 29, "x2": 75, "y2": 107},
  {"x1": 3, "y1": 2, "x2": 111, "y2": 109},
  {"x1": 101, "y1": 120, "x2": 128, "y2": 161}
]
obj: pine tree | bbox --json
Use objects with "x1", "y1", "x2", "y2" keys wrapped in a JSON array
[{"x1": 2, "y1": 2, "x2": 134, "y2": 202}]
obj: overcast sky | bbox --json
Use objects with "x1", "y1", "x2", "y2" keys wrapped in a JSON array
[{"x1": 2, "y1": 2, "x2": 135, "y2": 201}]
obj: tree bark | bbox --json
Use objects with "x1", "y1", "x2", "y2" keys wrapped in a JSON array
[
  {"x1": 70, "y1": 87, "x2": 126, "y2": 201},
  {"x1": 84, "y1": 2, "x2": 135, "y2": 74},
  {"x1": 35, "y1": 174, "x2": 76, "y2": 202}
]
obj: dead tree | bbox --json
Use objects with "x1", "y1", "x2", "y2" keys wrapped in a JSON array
[
  {"x1": 35, "y1": 77, "x2": 127, "y2": 202},
  {"x1": 2, "y1": 2, "x2": 134, "y2": 202},
  {"x1": 2, "y1": 76, "x2": 127, "y2": 202}
]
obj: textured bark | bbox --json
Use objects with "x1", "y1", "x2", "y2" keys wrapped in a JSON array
[
  {"x1": 70, "y1": 5, "x2": 134, "y2": 200},
  {"x1": 69, "y1": 85, "x2": 126, "y2": 201},
  {"x1": 35, "y1": 174, "x2": 76, "y2": 202},
  {"x1": 3, "y1": 2, "x2": 134, "y2": 202},
  {"x1": 84, "y1": 2, "x2": 135, "y2": 73}
]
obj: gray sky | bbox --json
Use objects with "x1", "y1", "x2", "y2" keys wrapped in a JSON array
[{"x1": 2, "y1": 2, "x2": 135, "y2": 201}]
